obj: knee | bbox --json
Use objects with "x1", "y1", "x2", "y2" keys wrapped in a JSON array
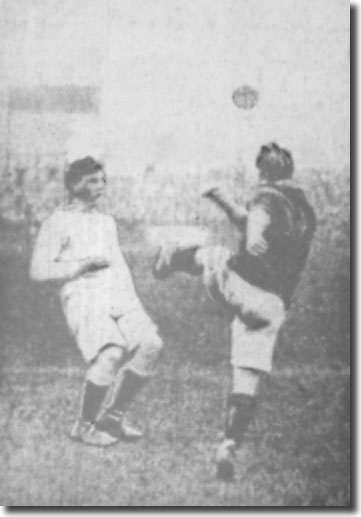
[
  {"x1": 87, "y1": 345, "x2": 124, "y2": 385},
  {"x1": 127, "y1": 333, "x2": 164, "y2": 377},
  {"x1": 232, "y1": 366, "x2": 261, "y2": 396},
  {"x1": 148, "y1": 334, "x2": 164, "y2": 355},
  {"x1": 140, "y1": 333, "x2": 164, "y2": 363}
]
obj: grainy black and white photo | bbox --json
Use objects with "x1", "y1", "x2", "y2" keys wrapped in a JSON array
[{"x1": 0, "y1": 0, "x2": 350, "y2": 507}]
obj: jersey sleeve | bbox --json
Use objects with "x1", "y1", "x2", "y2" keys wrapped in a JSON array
[
  {"x1": 30, "y1": 213, "x2": 79, "y2": 282},
  {"x1": 247, "y1": 189, "x2": 274, "y2": 214}
]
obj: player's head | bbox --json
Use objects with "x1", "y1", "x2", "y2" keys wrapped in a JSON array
[
  {"x1": 255, "y1": 142, "x2": 294, "y2": 182},
  {"x1": 64, "y1": 156, "x2": 106, "y2": 203}
]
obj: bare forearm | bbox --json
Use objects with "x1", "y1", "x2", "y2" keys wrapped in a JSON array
[
  {"x1": 203, "y1": 187, "x2": 247, "y2": 225},
  {"x1": 206, "y1": 194, "x2": 247, "y2": 225},
  {"x1": 216, "y1": 198, "x2": 247, "y2": 225}
]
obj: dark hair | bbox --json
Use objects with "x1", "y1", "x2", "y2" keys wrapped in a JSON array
[
  {"x1": 255, "y1": 142, "x2": 294, "y2": 181},
  {"x1": 64, "y1": 156, "x2": 103, "y2": 192}
]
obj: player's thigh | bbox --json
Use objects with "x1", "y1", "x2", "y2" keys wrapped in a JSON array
[
  {"x1": 231, "y1": 277, "x2": 285, "y2": 327},
  {"x1": 63, "y1": 294, "x2": 127, "y2": 363},
  {"x1": 217, "y1": 268, "x2": 248, "y2": 308}
]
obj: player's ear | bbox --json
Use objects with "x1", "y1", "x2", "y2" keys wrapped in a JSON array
[{"x1": 71, "y1": 176, "x2": 87, "y2": 194}]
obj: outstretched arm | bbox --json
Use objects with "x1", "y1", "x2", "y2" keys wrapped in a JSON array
[
  {"x1": 202, "y1": 187, "x2": 247, "y2": 226},
  {"x1": 203, "y1": 187, "x2": 271, "y2": 256}
]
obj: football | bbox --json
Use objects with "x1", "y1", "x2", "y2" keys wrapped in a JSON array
[{"x1": 232, "y1": 85, "x2": 259, "y2": 110}]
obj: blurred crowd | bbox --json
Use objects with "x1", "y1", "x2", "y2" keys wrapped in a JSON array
[
  {"x1": 0, "y1": 156, "x2": 246, "y2": 229},
  {"x1": 0, "y1": 155, "x2": 350, "y2": 247}
]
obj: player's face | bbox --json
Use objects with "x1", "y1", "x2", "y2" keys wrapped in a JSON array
[{"x1": 76, "y1": 171, "x2": 106, "y2": 204}]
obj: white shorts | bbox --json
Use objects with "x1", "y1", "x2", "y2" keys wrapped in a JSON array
[
  {"x1": 196, "y1": 246, "x2": 286, "y2": 373},
  {"x1": 228, "y1": 274, "x2": 285, "y2": 373},
  {"x1": 62, "y1": 291, "x2": 160, "y2": 363}
]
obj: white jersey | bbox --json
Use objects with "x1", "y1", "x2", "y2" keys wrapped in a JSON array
[{"x1": 31, "y1": 206, "x2": 143, "y2": 316}]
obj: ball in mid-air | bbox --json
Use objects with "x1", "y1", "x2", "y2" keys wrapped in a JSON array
[{"x1": 232, "y1": 85, "x2": 259, "y2": 110}]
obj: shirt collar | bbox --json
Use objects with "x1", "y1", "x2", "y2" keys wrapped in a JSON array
[{"x1": 64, "y1": 198, "x2": 99, "y2": 213}]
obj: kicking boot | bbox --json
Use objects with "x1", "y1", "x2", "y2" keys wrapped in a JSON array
[
  {"x1": 80, "y1": 423, "x2": 119, "y2": 448},
  {"x1": 69, "y1": 419, "x2": 92, "y2": 442},
  {"x1": 96, "y1": 411, "x2": 143, "y2": 441},
  {"x1": 216, "y1": 438, "x2": 237, "y2": 482}
]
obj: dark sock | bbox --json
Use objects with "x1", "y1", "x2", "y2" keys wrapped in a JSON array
[
  {"x1": 108, "y1": 370, "x2": 147, "y2": 415},
  {"x1": 171, "y1": 247, "x2": 203, "y2": 276},
  {"x1": 81, "y1": 381, "x2": 109, "y2": 423},
  {"x1": 225, "y1": 393, "x2": 257, "y2": 447}
]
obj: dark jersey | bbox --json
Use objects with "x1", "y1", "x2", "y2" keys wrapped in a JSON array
[{"x1": 228, "y1": 180, "x2": 316, "y2": 306}]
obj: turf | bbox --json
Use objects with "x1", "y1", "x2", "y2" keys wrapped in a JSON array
[{"x1": 0, "y1": 234, "x2": 350, "y2": 506}]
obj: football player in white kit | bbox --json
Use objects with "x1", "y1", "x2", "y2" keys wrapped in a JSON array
[{"x1": 30, "y1": 156, "x2": 163, "y2": 447}]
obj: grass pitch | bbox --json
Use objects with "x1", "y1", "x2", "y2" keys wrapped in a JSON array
[{"x1": 0, "y1": 231, "x2": 350, "y2": 506}]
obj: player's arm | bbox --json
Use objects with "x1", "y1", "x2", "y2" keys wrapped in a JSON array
[
  {"x1": 30, "y1": 216, "x2": 93, "y2": 283},
  {"x1": 202, "y1": 187, "x2": 247, "y2": 226}
]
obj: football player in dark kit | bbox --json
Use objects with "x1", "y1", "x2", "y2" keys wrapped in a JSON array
[{"x1": 153, "y1": 142, "x2": 316, "y2": 480}]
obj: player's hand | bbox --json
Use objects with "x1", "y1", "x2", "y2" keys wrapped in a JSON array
[{"x1": 202, "y1": 186, "x2": 230, "y2": 206}]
